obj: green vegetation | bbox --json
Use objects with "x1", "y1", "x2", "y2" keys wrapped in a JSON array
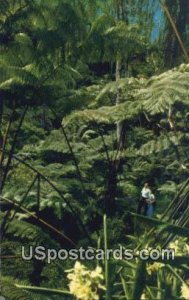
[{"x1": 0, "y1": 0, "x2": 189, "y2": 299}]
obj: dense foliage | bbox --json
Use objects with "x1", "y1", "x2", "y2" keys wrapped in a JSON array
[{"x1": 0, "y1": 1, "x2": 189, "y2": 299}]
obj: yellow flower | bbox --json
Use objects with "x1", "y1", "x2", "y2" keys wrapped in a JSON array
[
  {"x1": 181, "y1": 283, "x2": 189, "y2": 300},
  {"x1": 66, "y1": 262, "x2": 105, "y2": 300},
  {"x1": 169, "y1": 240, "x2": 180, "y2": 254},
  {"x1": 70, "y1": 282, "x2": 91, "y2": 300},
  {"x1": 91, "y1": 266, "x2": 104, "y2": 279},
  {"x1": 147, "y1": 262, "x2": 164, "y2": 275},
  {"x1": 169, "y1": 238, "x2": 189, "y2": 256},
  {"x1": 140, "y1": 293, "x2": 146, "y2": 299},
  {"x1": 74, "y1": 261, "x2": 86, "y2": 272}
]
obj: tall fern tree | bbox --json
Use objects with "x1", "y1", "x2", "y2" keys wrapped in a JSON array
[
  {"x1": 62, "y1": 63, "x2": 189, "y2": 214},
  {"x1": 0, "y1": 0, "x2": 86, "y2": 189}
]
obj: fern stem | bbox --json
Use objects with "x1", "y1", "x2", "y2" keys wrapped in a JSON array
[
  {"x1": 50, "y1": 107, "x2": 88, "y2": 203},
  {"x1": 0, "y1": 106, "x2": 28, "y2": 192},
  {"x1": 0, "y1": 149, "x2": 91, "y2": 241},
  {"x1": 15, "y1": 284, "x2": 71, "y2": 296},
  {"x1": 104, "y1": 214, "x2": 111, "y2": 300},
  {"x1": 2, "y1": 174, "x2": 38, "y2": 238},
  {"x1": 0, "y1": 111, "x2": 13, "y2": 165},
  {"x1": 160, "y1": 0, "x2": 189, "y2": 63},
  {"x1": 0, "y1": 195, "x2": 76, "y2": 247}
]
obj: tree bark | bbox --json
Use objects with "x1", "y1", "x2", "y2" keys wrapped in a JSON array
[
  {"x1": 116, "y1": 59, "x2": 122, "y2": 146},
  {"x1": 104, "y1": 163, "x2": 117, "y2": 216},
  {"x1": 0, "y1": 98, "x2": 4, "y2": 185}
]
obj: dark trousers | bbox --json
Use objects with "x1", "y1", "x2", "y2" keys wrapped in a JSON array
[{"x1": 137, "y1": 197, "x2": 147, "y2": 215}]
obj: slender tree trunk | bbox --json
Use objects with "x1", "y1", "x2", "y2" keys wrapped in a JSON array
[
  {"x1": 0, "y1": 113, "x2": 13, "y2": 165},
  {"x1": 36, "y1": 174, "x2": 40, "y2": 216},
  {"x1": 115, "y1": 0, "x2": 128, "y2": 149},
  {"x1": 0, "y1": 98, "x2": 4, "y2": 185},
  {"x1": 116, "y1": 59, "x2": 122, "y2": 146},
  {"x1": 115, "y1": 62, "x2": 127, "y2": 150},
  {"x1": 0, "y1": 98, "x2": 3, "y2": 128},
  {"x1": 103, "y1": 0, "x2": 128, "y2": 215},
  {"x1": 0, "y1": 106, "x2": 28, "y2": 192},
  {"x1": 105, "y1": 163, "x2": 117, "y2": 216},
  {"x1": 162, "y1": 0, "x2": 189, "y2": 66}
]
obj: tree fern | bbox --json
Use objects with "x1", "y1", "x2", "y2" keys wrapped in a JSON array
[
  {"x1": 141, "y1": 65, "x2": 189, "y2": 115},
  {"x1": 63, "y1": 99, "x2": 141, "y2": 127},
  {"x1": 137, "y1": 132, "x2": 183, "y2": 156},
  {"x1": 63, "y1": 63, "x2": 189, "y2": 128},
  {"x1": 1, "y1": 276, "x2": 65, "y2": 300},
  {"x1": 1, "y1": 276, "x2": 33, "y2": 300}
]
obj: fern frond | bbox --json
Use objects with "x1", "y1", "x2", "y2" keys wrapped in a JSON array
[
  {"x1": 3, "y1": 216, "x2": 59, "y2": 247},
  {"x1": 0, "y1": 63, "x2": 38, "y2": 89},
  {"x1": 138, "y1": 132, "x2": 183, "y2": 156},
  {"x1": 1, "y1": 276, "x2": 32, "y2": 300},
  {"x1": 140, "y1": 65, "x2": 189, "y2": 114},
  {"x1": 63, "y1": 100, "x2": 141, "y2": 127}
]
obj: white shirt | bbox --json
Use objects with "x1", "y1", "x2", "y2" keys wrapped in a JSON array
[
  {"x1": 141, "y1": 187, "x2": 151, "y2": 198},
  {"x1": 149, "y1": 193, "x2": 155, "y2": 203}
]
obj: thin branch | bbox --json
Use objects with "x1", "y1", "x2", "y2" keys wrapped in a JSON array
[
  {"x1": 0, "y1": 106, "x2": 28, "y2": 192},
  {"x1": 0, "y1": 149, "x2": 91, "y2": 241},
  {"x1": 1, "y1": 174, "x2": 38, "y2": 237},
  {"x1": 49, "y1": 107, "x2": 88, "y2": 203},
  {"x1": 0, "y1": 195, "x2": 76, "y2": 247},
  {"x1": 0, "y1": 111, "x2": 13, "y2": 165},
  {"x1": 36, "y1": 174, "x2": 40, "y2": 216},
  {"x1": 160, "y1": 0, "x2": 189, "y2": 62},
  {"x1": 97, "y1": 126, "x2": 111, "y2": 166}
]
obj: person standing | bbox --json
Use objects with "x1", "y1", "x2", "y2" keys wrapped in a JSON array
[
  {"x1": 137, "y1": 183, "x2": 151, "y2": 215},
  {"x1": 146, "y1": 193, "x2": 156, "y2": 217}
]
